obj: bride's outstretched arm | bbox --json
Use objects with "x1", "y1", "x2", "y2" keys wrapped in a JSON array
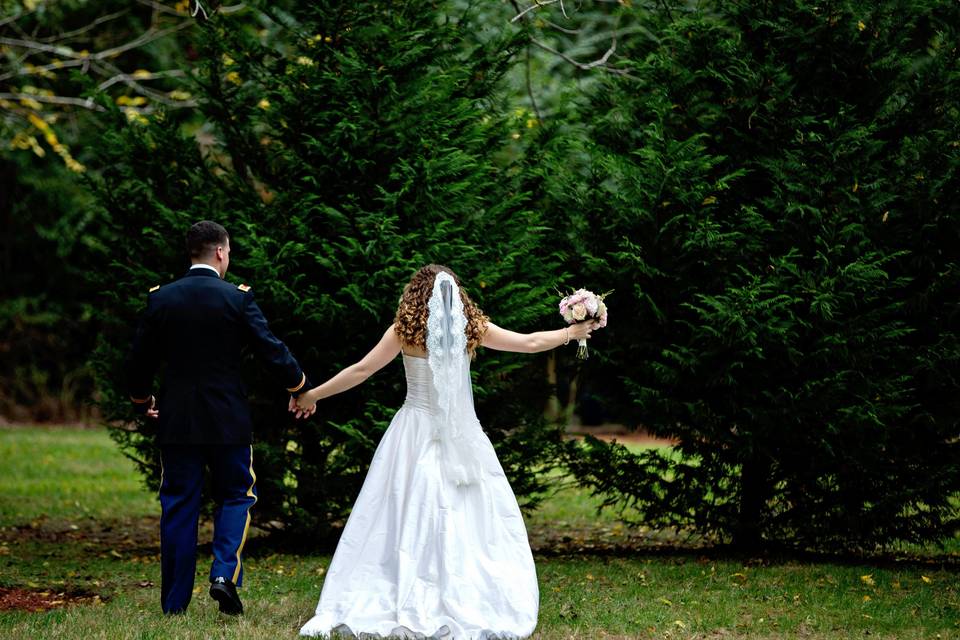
[
  {"x1": 294, "y1": 325, "x2": 401, "y2": 412},
  {"x1": 481, "y1": 320, "x2": 598, "y2": 354}
]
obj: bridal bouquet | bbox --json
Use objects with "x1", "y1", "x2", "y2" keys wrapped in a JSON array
[{"x1": 559, "y1": 288, "x2": 609, "y2": 359}]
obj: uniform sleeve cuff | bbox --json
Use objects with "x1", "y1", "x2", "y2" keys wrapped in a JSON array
[{"x1": 286, "y1": 373, "x2": 306, "y2": 393}]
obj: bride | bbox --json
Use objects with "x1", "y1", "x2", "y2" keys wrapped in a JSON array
[{"x1": 295, "y1": 264, "x2": 599, "y2": 639}]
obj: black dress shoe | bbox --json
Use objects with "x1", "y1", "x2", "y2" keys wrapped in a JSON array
[{"x1": 209, "y1": 576, "x2": 243, "y2": 615}]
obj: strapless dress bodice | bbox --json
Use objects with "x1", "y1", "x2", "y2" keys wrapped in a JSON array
[{"x1": 401, "y1": 354, "x2": 437, "y2": 413}]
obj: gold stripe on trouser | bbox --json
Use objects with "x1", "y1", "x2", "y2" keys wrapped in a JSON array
[
  {"x1": 232, "y1": 446, "x2": 258, "y2": 584},
  {"x1": 158, "y1": 452, "x2": 164, "y2": 550},
  {"x1": 157, "y1": 454, "x2": 165, "y2": 497}
]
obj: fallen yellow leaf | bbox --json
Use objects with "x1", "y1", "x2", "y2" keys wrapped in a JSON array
[
  {"x1": 921, "y1": 575, "x2": 932, "y2": 584},
  {"x1": 860, "y1": 574, "x2": 875, "y2": 586}
]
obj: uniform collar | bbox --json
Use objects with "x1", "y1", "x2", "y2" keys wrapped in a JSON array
[{"x1": 187, "y1": 263, "x2": 222, "y2": 278}]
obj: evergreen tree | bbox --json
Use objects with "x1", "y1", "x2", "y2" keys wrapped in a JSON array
[
  {"x1": 87, "y1": 1, "x2": 564, "y2": 539},
  {"x1": 551, "y1": 0, "x2": 960, "y2": 550}
]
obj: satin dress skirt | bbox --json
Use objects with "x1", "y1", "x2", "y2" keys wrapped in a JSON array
[{"x1": 300, "y1": 355, "x2": 538, "y2": 639}]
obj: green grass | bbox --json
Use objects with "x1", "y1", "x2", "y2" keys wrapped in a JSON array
[
  {"x1": 0, "y1": 426, "x2": 155, "y2": 527},
  {"x1": 0, "y1": 426, "x2": 958, "y2": 639}
]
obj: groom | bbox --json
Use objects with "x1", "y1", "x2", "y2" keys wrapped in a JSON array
[{"x1": 127, "y1": 220, "x2": 314, "y2": 616}]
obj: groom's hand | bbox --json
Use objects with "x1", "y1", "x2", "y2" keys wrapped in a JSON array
[
  {"x1": 133, "y1": 395, "x2": 159, "y2": 419},
  {"x1": 146, "y1": 395, "x2": 159, "y2": 419},
  {"x1": 289, "y1": 395, "x2": 316, "y2": 420}
]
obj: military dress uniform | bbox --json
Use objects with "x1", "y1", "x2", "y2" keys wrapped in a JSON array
[{"x1": 127, "y1": 265, "x2": 309, "y2": 614}]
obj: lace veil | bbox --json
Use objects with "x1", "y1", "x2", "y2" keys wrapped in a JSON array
[{"x1": 426, "y1": 271, "x2": 482, "y2": 486}]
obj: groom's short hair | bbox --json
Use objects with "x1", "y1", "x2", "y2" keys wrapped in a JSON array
[{"x1": 187, "y1": 221, "x2": 229, "y2": 258}]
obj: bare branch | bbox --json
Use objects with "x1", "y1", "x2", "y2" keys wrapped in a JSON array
[
  {"x1": 191, "y1": 1, "x2": 209, "y2": 20},
  {"x1": 0, "y1": 36, "x2": 81, "y2": 58},
  {"x1": 35, "y1": 8, "x2": 131, "y2": 44},
  {"x1": 511, "y1": 0, "x2": 560, "y2": 23},
  {"x1": 579, "y1": 25, "x2": 660, "y2": 48},
  {"x1": 96, "y1": 68, "x2": 187, "y2": 91},
  {"x1": 0, "y1": 10, "x2": 34, "y2": 30},
  {"x1": 542, "y1": 19, "x2": 582, "y2": 35},
  {"x1": 530, "y1": 32, "x2": 636, "y2": 78},
  {"x1": 0, "y1": 92, "x2": 104, "y2": 111},
  {"x1": 0, "y1": 58, "x2": 87, "y2": 83},
  {"x1": 91, "y1": 21, "x2": 193, "y2": 61},
  {"x1": 92, "y1": 61, "x2": 196, "y2": 108},
  {"x1": 531, "y1": 33, "x2": 617, "y2": 71},
  {"x1": 0, "y1": 20, "x2": 192, "y2": 64}
]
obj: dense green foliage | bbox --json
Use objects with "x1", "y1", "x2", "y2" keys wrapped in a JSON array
[
  {"x1": 2, "y1": 0, "x2": 958, "y2": 551},
  {"x1": 553, "y1": 0, "x2": 960, "y2": 550},
  {"x1": 86, "y1": 1, "x2": 566, "y2": 537}
]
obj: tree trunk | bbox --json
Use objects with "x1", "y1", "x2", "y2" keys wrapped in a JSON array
[{"x1": 733, "y1": 451, "x2": 770, "y2": 549}]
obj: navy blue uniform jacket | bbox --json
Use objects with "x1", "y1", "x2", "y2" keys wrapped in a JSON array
[{"x1": 127, "y1": 268, "x2": 308, "y2": 445}]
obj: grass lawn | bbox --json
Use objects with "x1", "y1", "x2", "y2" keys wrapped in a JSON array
[{"x1": 0, "y1": 426, "x2": 957, "y2": 639}]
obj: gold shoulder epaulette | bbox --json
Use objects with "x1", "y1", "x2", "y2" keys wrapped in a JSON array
[
  {"x1": 238, "y1": 284, "x2": 251, "y2": 292},
  {"x1": 149, "y1": 285, "x2": 160, "y2": 293}
]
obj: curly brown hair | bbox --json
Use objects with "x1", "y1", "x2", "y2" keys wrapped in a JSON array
[{"x1": 394, "y1": 264, "x2": 489, "y2": 356}]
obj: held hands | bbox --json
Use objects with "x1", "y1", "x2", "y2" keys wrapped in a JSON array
[{"x1": 289, "y1": 392, "x2": 318, "y2": 420}]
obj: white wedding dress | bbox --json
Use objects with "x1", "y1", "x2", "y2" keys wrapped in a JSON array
[{"x1": 299, "y1": 353, "x2": 539, "y2": 639}]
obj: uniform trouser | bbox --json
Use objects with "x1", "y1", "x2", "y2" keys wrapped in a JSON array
[{"x1": 158, "y1": 444, "x2": 258, "y2": 614}]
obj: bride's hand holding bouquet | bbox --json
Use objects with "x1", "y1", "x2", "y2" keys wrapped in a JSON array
[{"x1": 559, "y1": 288, "x2": 609, "y2": 359}]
